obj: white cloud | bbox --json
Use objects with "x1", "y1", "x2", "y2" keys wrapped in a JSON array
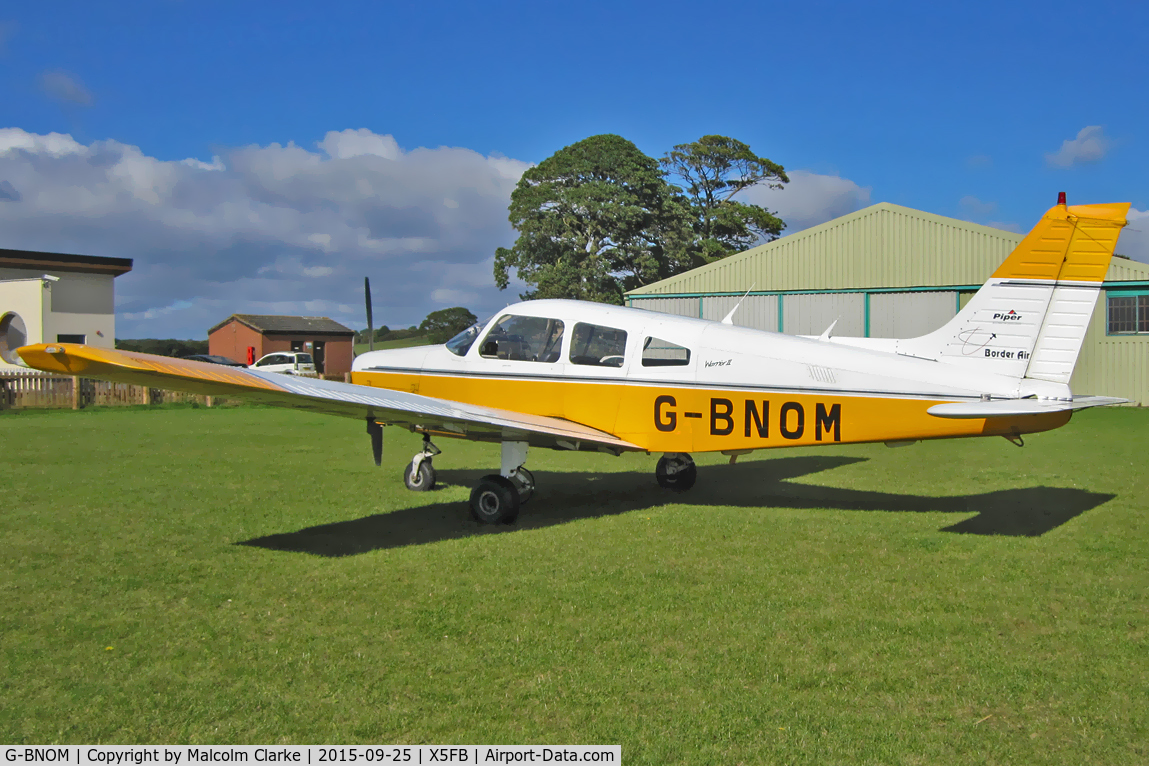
[
  {"x1": 318, "y1": 129, "x2": 400, "y2": 160},
  {"x1": 739, "y1": 169, "x2": 871, "y2": 234},
  {"x1": 1116, "y1": 207, "x2": 1149, "y2": 263},
  {"x1": 0, "y1": 128, "x2": 531, "y2": 337},
  {"x1": 1046, "y1": 125, "x2": 1111, "y2": 168},
  {"x1": 431, "y1": 288, "x2": 480, "y2": 305},
  {"x1": 38, "y1": 70, "x2": 93, "y2": 106},
  {"x1": 959, "y1": 195, "x2": 997, "y2": 216}
]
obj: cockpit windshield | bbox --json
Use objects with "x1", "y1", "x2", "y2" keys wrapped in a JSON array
[{"x1": 445, "y1": 317, "x2": 491, "y2": 356}]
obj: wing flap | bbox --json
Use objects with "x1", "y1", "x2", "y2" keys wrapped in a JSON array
[{"x1": 16, "y1": 343, "x2": 642, "y2": 452}]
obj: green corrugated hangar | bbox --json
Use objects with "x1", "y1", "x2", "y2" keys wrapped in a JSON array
[{"x1": 625, "y1": 202, "x2": 1149, "y2": 405}]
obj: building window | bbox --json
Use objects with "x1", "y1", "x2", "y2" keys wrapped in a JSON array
[
  {"x1": 57, "y1": 334, "x2": 86, "y2": 344},
  {"x1": 1108, "y1": 293, "x2": 1149, "y2": 335}
]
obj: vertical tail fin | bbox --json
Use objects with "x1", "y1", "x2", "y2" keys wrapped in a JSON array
[{"x1": 898, "y1": 199, "x2": 1130, "y2": 382}]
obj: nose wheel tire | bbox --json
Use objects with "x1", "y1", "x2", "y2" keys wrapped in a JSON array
[
  {"x1": 404, "y1": 459, "x2": 436, "y2": 491},
  {"x1": 656, "y1": 454, "x2": 697, "y2": 491},
  {"x1": 470, "y1": 475, "x2": 521, "y2": 524}
]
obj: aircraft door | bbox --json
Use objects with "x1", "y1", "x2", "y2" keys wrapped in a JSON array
[{"x1": 475, "y1": 314, "x2": 568, "y2": 419}]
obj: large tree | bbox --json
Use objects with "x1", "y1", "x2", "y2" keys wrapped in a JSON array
[
  {"x1": 494, "y1": 134, "x2": 691, "y2": 304},
  {"x1": 419, "y1": 306, "x2": 478, "y2": 344},
  {"x1": 661, "y1": 135, "x2": 789, "y2": 265}
]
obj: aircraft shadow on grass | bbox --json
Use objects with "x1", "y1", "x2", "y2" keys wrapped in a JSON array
[{"x1": 239, "y1": 455, "x2": 1116, "y2": 557}]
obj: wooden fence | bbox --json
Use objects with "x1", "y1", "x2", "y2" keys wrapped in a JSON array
[
  {"x1": 0, "y1": 371, "x2": 352, "y2": 410},
  {"x1": 0, "y1": 372, "x2": 220, "y2": 410}
]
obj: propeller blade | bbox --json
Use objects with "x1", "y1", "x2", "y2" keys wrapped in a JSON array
[
  {"x1": 366, "y1": 418, "x2": 383, "y2": 467},
  {"x1": 364, "y1": 276, "x2": 374, "y2": 352}
]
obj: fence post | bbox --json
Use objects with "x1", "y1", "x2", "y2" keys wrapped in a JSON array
[
  {"x1": 205, "y1": 396, "x2": 213, "y2": 408},
  {"x1": 344, "y1": 372, "x2": 351, "y2": 383},
  {"x1": 72, "y1": 376, "x2": 80, "y2": 410}
]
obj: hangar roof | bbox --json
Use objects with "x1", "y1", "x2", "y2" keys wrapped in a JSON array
[
  {"x1": 209, "y1": 314, "x2": 354, "y2": 336},
  {"x1": 626, "y1": 202, "x2": 1149, "y2": 296},
  {"x1": 0, "y1": 247, "x2": 133, "y2": 277}
]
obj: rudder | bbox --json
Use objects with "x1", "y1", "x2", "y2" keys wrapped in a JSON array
[{"x1": 897, "y1": 198, "x2": 1129, "y2": 382}]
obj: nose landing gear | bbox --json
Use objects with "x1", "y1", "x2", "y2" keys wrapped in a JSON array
[{"x1": 403, "y1": 434, "x2": 441, "y2": 491}]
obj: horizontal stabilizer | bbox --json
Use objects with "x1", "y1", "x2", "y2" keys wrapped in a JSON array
[{"x1": 927, "y1": 395, "x2": 1127, "y2": 419}]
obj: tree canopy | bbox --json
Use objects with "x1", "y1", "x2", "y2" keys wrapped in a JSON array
[
  {"x1": 494, "y1": 134, "x2": 692, "y2": 304},
  {"x1": 419, "y1": 306, "x2": 479, "y2": 344},
  {"x1": 494, "y1": 134, "x2": 789, "y2": 303},
  {"x1": 661, "y1": 135, "x2": 789, "y2": 265}
]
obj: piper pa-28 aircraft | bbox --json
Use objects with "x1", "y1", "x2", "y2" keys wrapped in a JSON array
[{"x1": 8, "y1": 197, "x2": 1131, "y2": 524}]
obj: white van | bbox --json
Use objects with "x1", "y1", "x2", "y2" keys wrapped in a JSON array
[{"x1": 252, "y1": 351, "x2": 316, "y2": 375}]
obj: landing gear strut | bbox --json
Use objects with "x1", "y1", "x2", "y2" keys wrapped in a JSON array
[
  {"x1": 469, "y1": 441, "x2": 534, "y2": 524},
  {"x1": 403, "y1": 433, "x2": 441, "y2": 491},
  {"x1": 656, "y1": 452, "x2": 696, "y2": 491}
]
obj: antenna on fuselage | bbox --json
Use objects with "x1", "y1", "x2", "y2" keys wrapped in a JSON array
[{"x1": 721, "y1": 283, "x2": 756, "y2": 325}]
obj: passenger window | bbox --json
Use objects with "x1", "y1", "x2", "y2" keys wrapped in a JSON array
[
  {"x1": 641, "y1": 337, "x2": 691, "y2": 367},
  {"x1": 570, "y1": 323, "x2": 627, "y2": 368},
  {"x1": 479, "y1": 315, "x2": 565, "y2": 362}
]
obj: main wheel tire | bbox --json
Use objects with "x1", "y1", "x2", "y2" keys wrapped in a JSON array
[
  {"x1": 512, "y1": 467, "x2": 535, "y2": 504},
  {"x1": 403, "y1": 459, "x2": 436, "y2": 491},
  {"x1": 655, "y1": 456, "x2": 697, "y2": 491},
  {"x1": 469, "y1": 475, "x2": 521, "y2": 524}
]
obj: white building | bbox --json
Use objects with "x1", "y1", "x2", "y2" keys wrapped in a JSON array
[{"x1": 0, "y1": 248, "x2": 133, "y2": 370}]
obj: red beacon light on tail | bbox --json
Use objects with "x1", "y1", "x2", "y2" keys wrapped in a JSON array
[{"x1": 1058, "y1": 191, "x2": 1067, "y2": 205}]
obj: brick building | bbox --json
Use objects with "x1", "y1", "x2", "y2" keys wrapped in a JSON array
[{"x1": 208, "y1": 314, "x2": 355, "y2": 375}]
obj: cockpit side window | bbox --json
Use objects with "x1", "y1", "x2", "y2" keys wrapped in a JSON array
[
  {"x1": 641, "y1": 336, "x2": 691, "y2": 367},
  {"x1": 478, "y1": 315, "x2": 565, "y2": 362},
  {"x1": 570, "y1": 323, "x2": 627, "y2": 368}
]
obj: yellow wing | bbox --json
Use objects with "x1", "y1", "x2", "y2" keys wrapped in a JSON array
[{"x1": 16, "y1": 343, "x2": 641, "y2": 453}]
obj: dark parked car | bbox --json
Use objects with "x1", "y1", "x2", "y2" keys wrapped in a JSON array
[{"x1": 182, "y1": 354, "x2": 247, "y2": 367}]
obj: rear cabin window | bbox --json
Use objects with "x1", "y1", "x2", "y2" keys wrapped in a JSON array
[
  {"x1": 641, "y1": 337, "x2": 691, "y2": 367},
  {"x1": 479, "y1": 315, "x2": 565, "y2": 362},
  {"x1": 570, "y1": 323, "x2": 627, "y2": 368},
  {"x1": 296, "y1": 353, "x2": 313, "y2": 364}
]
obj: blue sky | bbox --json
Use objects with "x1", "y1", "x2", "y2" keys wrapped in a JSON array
[{"x1": 1, "y1": 1, "x2": 1146, "y2": 337}]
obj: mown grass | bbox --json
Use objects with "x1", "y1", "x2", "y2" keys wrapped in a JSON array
[
  {"x1": 0, "y1": 406, "x2": 1145, "y2": 763},
  {"x1": 354, "y1": 336, "x2": 432, "y2": 355}
]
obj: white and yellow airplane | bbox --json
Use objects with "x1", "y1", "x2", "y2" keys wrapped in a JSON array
[{"x1": 7, "y1": 198, "x2": 1131, "y2": 523}]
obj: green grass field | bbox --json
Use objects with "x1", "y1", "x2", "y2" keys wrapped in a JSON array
[
  {"x1": 1, "y1": 405, "x2": 1145, "y2": 762},
  {"x1": 354, "y1": 336, "x2": 432, "y2": 355}
]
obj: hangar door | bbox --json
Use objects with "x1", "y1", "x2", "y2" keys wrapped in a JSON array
[
  {"x1": 701, "y1": 295, "x2": 779, "y2": 331},
  {"x1": 868, "y1": 291, "x2": 957, "y2": 338},
  {"x1": 633, "y1": 290, "x2": 959, "y2": 339}
]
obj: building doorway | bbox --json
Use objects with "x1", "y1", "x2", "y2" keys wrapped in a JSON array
[{"x1": 313, "y1": 341, "x2": 326, "y2": 374}]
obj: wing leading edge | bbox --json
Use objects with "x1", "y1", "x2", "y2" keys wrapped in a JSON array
[{"x1": 15, "y1": 343, "x2": 641, "y2": 453}]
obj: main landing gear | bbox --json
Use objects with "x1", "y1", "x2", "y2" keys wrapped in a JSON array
[
  {"x1": 469, "y1": 441, "x2": 535, "y2": 524},
  {"x1": 656, "y1": 452, "x2": 696, "y2": 491}
]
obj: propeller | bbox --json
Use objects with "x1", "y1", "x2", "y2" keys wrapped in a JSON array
[
  {"x1": 364, "y1": 276, "x2": 374, "y2": 352},
  {"x1": 364, "y1": 277, "x2": 381, "y2": 466}
]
